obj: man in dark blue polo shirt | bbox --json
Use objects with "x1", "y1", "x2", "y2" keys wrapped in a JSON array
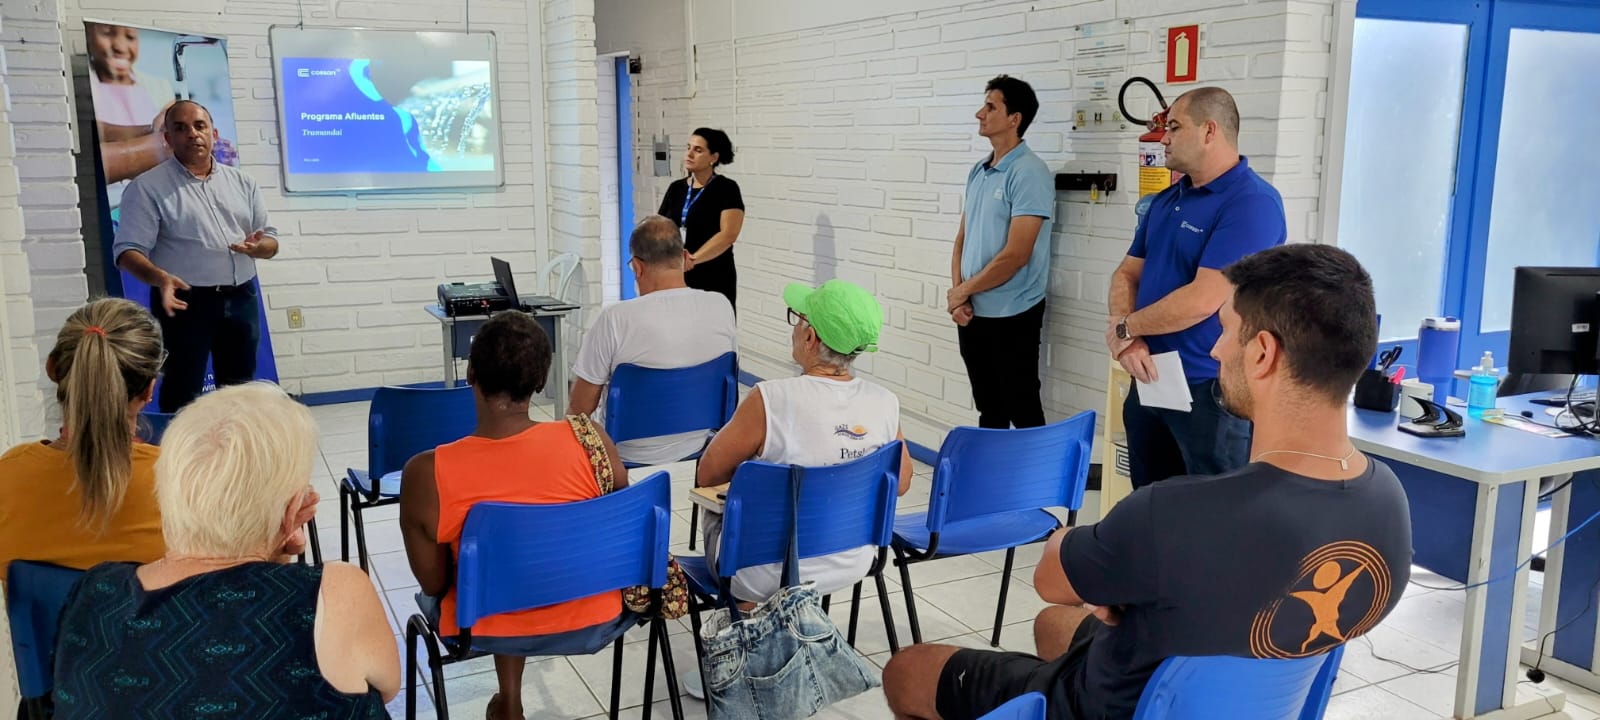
[{"x1": 1106, "y1": 87, "x2": 1286, "y2": 488}]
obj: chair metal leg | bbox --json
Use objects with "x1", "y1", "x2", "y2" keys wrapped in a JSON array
[
  {"x1": 821, "y1": 594, "x2": 831, "y2": 613},
  {"x1": 405, "y1": 617, "x2": 422, "y2": 720},
  {"x1": 1066, "y1": 509, "x2": 1078, "y2": 526},
  {"x1": 610, "y1": 636, "x2": 625, "y2": 720},
  {"x1": 847, "y1": 581, "x2": 863, "y2": 648},
  {"x1": 895, "y1": 549, "x2": 924, "y2": 645},
  {"x1": 307, "y1": 522, "x2": 323, "y2": 565},
  {"x1": 656, "y1": 618, "x2": 687, "y2": 720},
  {"x1": 687, "y1": 504, "x2": 699, "y2": 551},
  {"x1": 350, "y1": 496, "x2": 371, "y2": 573},
  {"x1": 992, "y1": 547, "x2": 1016, "y2": 648},
  {"x1": 687, "y1": 600, "x2": 705, "y2": 661},
  {"x1": 642, "y1": 617, "x2": 661, "y2": 720},
  {"x1": 875, "y1": 571, "x2": 900, "y2": 654},
  {"x1": 339, "y1": 485, "x2": 351, "y2": 562}
]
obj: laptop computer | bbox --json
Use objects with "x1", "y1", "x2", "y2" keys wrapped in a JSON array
[{"x1": 490, "y1": 257, "x2": 575, "y2": 311}]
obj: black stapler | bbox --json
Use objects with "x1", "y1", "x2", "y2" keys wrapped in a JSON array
[{"x1": 1397, "y1": 397, "x2": 1465, "y2": 438}]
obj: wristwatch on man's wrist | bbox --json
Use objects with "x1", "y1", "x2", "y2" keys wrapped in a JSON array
[{"x1": 1115, "y1": 315, "x2": 1133, "y2": 341}]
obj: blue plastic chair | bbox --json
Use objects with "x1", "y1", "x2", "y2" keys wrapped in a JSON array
[
  {"x1": 136, "y1": 411, "x2": 176, "y2": 445},
  {"x1": 892, "y1": 411, "x2": 1095, "y2": 647},
  {"x1": 680, "y1": 440, "x2": 904, "y2": 659},
  {"x1": 404, "y1": 472, "x2": 684, "y2": 720},
  {"x1": 980, "y1": 692, "x2": 1047, "y2": 720},
  {"x1": 605, "y1": 351, "x2": 738, "y2": 551},
  {"x1": 6, "y1": 561, "x2": 85, "y2": 719},
  {"x1": 1133, "y1": 646, "x2": 1345, "y2": 719},
  {"x1": 340, "y1": 383, "x2": 475, "y2": 571}
]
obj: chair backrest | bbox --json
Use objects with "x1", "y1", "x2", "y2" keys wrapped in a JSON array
[
  {"x1": 367, "y1": 384, "x2": 477, "y2": 478},
  {"x1": 137, "y1": 411, "x2": 176, "y2": 445},
  {"x1": 926, "y1": 410, "x2": 1095, "y2": 531},
  {"x1": 719, "y1": 440, "x2": 902, "y2": 577},
  {"x1": 5, "y1": 561, "x2": 86, "y2": 699},
  {"x1": 605, "y1": 352, "x2": 739, "y2": 445},
  {"x1": 454, "y1": 471, "x2": 672, "y2": 628},
  {"x1": 979, "y1": 691, "x2": 1047, "y2": 720},
  {"x1": 541, "y1": 251, "x2": 581, "y2": 300},
  {"x1": 1132, "y1": 646, "x2": 1345, "y2": 720}
]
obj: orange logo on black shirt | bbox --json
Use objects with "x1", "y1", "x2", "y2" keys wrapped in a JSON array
[{"x1": 1249, "y1": 541, "x2": 1391, "y2": 659}]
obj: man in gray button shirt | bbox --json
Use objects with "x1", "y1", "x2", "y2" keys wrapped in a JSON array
[{"x1": 113, "y1": 100, "x2": 279, "y2": 412}]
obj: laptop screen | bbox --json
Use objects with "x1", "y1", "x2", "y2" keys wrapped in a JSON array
[{"x1": 491, "y1": 256, "x2": 520, "y2": 308}]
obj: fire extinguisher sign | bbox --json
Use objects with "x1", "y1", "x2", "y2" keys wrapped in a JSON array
[{"x1": 1167, "y1": 25, "x2": 1199, "y2": 84}]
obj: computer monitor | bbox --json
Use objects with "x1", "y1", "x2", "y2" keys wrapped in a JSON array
[{"x1": 1507, "y1": 266, "x2": 1600, "y2": 376}]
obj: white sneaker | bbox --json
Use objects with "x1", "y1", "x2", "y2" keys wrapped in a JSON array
[{"x1": 679, "y1": 668, "x2": 705, "y2": 700}]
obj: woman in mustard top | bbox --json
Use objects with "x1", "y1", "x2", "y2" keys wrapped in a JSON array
[{"x1": 0, "y1": 298, "x2": 167, "y2": 582}]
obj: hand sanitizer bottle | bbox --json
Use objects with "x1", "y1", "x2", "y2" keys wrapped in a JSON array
[{"x1": 1468, "y1": 351, "x2": 1498, "y2": 419}]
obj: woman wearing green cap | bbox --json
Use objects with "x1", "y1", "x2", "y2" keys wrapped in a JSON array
[{"x1": 694, "y1": 279, "x2": 914, "y2": 602}]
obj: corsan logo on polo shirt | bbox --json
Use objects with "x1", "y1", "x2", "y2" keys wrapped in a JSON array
[{"x1": 1180, "y1": 220, "x2": 1205, "y2": 234}]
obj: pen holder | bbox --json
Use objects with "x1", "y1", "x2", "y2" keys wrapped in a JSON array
[{"x1": 1353, "y1": 369, "x2": 1400, "y2": 412}]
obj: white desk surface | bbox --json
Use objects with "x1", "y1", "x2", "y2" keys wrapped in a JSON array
[{"x1": 1349, "y1": 394, "x2": 1600, "y2": 485}]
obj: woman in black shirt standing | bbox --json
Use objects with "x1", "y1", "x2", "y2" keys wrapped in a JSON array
[{"x1": 658, "y1": 128, "x2": 745, "y2": 310}]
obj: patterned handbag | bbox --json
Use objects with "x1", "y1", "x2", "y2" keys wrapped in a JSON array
[{"x1": 569, "y1": 415, "x2": 691, "y2": 619}]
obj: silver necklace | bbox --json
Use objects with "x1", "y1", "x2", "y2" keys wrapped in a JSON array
[{"x1": 1251, "y1": 447, "x2": 1359, "y2": 472}]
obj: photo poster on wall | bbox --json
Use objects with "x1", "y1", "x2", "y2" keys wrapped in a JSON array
[
  {"x1": 268, "y1": 26, "x2": 504, "y2": 194},
  {"x1": 79, "y1": 19, "x2": 279, "y2": 390}
]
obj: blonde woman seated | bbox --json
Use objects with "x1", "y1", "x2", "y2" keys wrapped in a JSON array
[
  {"x1": 51, "y1": 383, "x2": 399, "y2": 718},
  {"x1": 0, "y1": 298, "x2": 166, "y2": 582}
]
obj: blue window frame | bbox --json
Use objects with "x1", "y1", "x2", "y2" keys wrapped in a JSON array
[{"x1": 1350, "y1": 0, "x2": 1600, "y2": 382}]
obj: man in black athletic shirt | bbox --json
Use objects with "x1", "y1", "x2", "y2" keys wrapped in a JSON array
[{"x1": 883, "y1": 243, "x2": 1413, "y2": 720}]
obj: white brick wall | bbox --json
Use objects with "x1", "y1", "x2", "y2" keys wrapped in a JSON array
[
  {"x1": 1, "y1": 0, "x2": 79, "y2": 433},
  {"x1": 603, "y1": 0, "x2": 1337, "y2": 450},
  {"x1": 542, "y1": 0, "x2": 602, "y2": 372},
  {"x1": 6, "y1": 0, "x2": 563, "y2": 399},
  {"x1": 0, "y1": 6, "x2": 27, "y2": 706}
]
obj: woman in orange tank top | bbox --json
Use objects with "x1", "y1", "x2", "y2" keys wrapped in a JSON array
[{"x1": 399, "y1": 311, "x2": 630, "y2": 720}]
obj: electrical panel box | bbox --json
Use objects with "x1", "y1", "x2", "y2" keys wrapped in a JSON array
[{"x1": 653, "y1": 134, "x2": 672, "y2": 177}]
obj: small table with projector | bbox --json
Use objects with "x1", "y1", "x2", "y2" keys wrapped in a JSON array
[{"x1": 426, "y1": 257, "x2": 579, "y2": 413}]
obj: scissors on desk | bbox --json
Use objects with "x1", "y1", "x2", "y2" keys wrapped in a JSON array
[{"x1": 1376, "y1": 346, "x2": 1402, "y2": 373}]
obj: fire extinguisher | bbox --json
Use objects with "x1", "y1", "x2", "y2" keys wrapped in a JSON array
[{"x1": 1119, "y1": 76, "x2": 1181, "y2": 217}]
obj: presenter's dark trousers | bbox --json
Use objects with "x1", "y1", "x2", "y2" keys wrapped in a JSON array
[
  {"x1": 957, "y1": 300, "x2": 1046, "y2": 429},
  {"x1": 1123, "y1": 379, "x2": 1251, "y2": 489},
  {"x1": 152, "y1": 281, "x2": 261, "y2": 413}
]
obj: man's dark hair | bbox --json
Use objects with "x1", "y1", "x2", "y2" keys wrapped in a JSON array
[
  {"x1": 163, "y1": 99, "x2": 213, "y2": 128},
  {"x1": 1176, "y1": 86, "x2": 1241, "y2": 145},
  {"x1": 1223, "y1": 244, "x2": 1377, "y2": 404},
  {"x1": 692, "y1": 127, "x2": 735, "y2": 166},
  {"x1": 630, "y1": 215, "x2": 685, "y2": 268},
  {"x1": 468, "y1": 311, "x2": 551, "y2": 400},
  {"x1": 984, "y1": 75, "x2": 1040, "y2": 137}
]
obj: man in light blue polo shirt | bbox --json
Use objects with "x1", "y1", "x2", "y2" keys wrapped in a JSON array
[
  {"x1": 114, "y1": 100, "x2": 279, "y2": 413},
  {"x1": 1106, "y1": 87, "x2": 1286, "y2": 488},
  {"x1": 947, "y1": 75, "x2": 1055, "y2": 429}
]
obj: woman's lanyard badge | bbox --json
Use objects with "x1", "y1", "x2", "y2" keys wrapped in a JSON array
[{"x1": 680, "y1": 175, "x2": 713, "y2": 246}]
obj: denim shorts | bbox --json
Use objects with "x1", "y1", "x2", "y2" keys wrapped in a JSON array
[
  {"x1": 415, "y1": 592, "x2": 637, "y2": 656},
  {"x1": 698, "y1": 583, "x2": 878, "y2": 719}
]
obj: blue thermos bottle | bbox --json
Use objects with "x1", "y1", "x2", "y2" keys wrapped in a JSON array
[{"x1": 1417, "y1": 317, "x2": 1461, "y2": 404}]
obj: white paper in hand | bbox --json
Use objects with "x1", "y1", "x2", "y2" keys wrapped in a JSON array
[{"x1": 1136, "y1": 351, "x2": 1193, "y2": 412}]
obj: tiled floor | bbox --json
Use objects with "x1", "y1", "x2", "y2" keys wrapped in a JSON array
[{"x1": 306, "y1": 399, "x2": 1600, "y2": 719}]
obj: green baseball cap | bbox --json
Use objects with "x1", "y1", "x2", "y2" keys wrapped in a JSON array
[{"x1": 783, "y1": 280, "x2": 883, "y2": 355}]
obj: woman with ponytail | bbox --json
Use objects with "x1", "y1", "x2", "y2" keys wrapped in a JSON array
[{"x1": 0, "y1": 298, "x2": 167, "y2": 581}]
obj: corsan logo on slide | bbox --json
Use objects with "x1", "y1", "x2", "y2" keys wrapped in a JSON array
[{"x1": 296, "y1": 68, "x2": 340, "y2": 78}]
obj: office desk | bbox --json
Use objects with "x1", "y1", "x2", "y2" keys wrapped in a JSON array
[
  {"x1": 424, "y1": 304, "x2": 578, "y2": 414},
  {"x1": 1349, "y1": 395, "x2": 1600, "y2": 718}
]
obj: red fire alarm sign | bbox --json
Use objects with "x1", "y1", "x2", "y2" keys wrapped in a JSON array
[{"x1": 1167, "y1": 25, "x2": 1199, "y2": 84}]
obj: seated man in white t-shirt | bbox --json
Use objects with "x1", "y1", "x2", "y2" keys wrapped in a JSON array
[
  {"x1": 568, "y1": 215, "x2": 738, "y2": 465},
  {"x1": 695, "y1": 279, "x2": 914, "y2": 602}
]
